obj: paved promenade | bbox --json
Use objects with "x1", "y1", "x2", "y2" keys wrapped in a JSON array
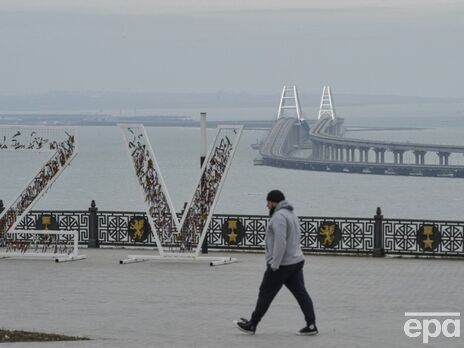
[{"x1": 1, "y1": 248, "x2": 463, "y2": 347}]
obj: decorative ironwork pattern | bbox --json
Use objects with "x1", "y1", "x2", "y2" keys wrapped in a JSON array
[
  {"x1": 207, "y1": 215, "x2": 268, "y2": 250},
  {"x1": 298, "y1": 217, "x2": 375, "y2": 253},
  {"x1": 7, "y1": 210, "x2": 464, "y2": 257},
  {"x1": 15, "y1": 211, "x2": 89, "y2": 243},
  {"x1": 206, "y1": 215, "x2": 375, "y2": 253},
  {"x1": 383, "y1": 219, "x2": 464, "y2": 256},
  {"x1": 98, "y1": 211, "x2": 157, "y2": 246}
]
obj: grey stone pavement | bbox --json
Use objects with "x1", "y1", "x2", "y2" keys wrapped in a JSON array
[{"x1": 1, "y1": 248, "x2": 463, "y2": 348}]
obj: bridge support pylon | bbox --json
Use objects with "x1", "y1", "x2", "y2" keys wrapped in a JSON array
[
  {"x1": 317, "y1": 86, "x2": 344, "y2": 136},
  {"x1": 277, "y1": 85, "x2": 303, "y2": 122},
  {"x1": 318, "y1": 86, "x2": 336, "y2": 121}
]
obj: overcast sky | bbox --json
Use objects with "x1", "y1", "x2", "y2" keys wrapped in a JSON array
[{"x1": 0, "y1": 0, "x2": 463, "y2": 97}]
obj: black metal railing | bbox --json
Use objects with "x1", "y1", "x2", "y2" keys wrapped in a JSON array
[
  {"x1": 383, "y1": 218, "x2": 464, "y2": 256},
  {"x1": 13, "y1": 209, "x2": 90, "y2": 243},
  {"x1": 1, "y1": 200, "x2": 463, "y2": 258}
]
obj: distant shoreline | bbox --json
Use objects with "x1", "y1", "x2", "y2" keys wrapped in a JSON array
[
  {"x1": 0, "y1": 114, "x2": 276, "y2": 129},
  {"x1": 0, "y1": 114, "x2": 427, "y2": 131}
]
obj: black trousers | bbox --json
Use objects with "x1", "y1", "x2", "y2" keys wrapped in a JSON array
[{"x1": 250, "y1": 260, "x2": 316, "y2": 325}]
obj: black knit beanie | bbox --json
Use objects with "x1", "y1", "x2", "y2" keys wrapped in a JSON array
[{"x1": 266, "y1": 190, "x2": 285, "y2": 203}]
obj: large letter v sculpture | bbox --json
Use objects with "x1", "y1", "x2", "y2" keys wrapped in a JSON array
[{"x1": 119, "y1": 124, "x2": 242, "y2": 265}]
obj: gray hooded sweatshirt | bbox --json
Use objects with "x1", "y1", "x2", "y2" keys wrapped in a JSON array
[{"x1": 265, "y1": 200, "x2": 305, "y2": 269}]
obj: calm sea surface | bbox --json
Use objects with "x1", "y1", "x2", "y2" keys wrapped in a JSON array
[{"x1": 1, "y1": 106, "x2": 464, "y2": 220}]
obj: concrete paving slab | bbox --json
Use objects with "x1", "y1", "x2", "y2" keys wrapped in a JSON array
[{"x1": 1, "y1": 249, "x2": 463, "y2": 347}]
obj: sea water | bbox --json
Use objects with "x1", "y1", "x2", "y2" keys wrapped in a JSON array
[{"x1": 1, "y1": 121, "x2": 464, "y2": 220}]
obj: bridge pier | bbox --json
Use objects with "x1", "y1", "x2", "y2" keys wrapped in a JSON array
[
  {"x1": 363, "y1": 148, "x2": 369, "y2": 162},
  {"x1": 315, "y1": 143, "x2": 321, "y2": 159},
  {"x1": 316, "y1": 142, "x2": 322, "y2": 159},
  {"x1": 437, "y1": 152, "x2": 450, "y2": 166},
  {"x1": 331, "y1": 145, "x2": 336, "y2": 161},
  {"x1": 322, "y1": 143, "x2": 329, "y2": 160},
  {"x1": 393, "y1": 150, "x2": 405, "y2": 164},
  {"x1": 312, "y1": 142, "x2": 318, "y2": 158},
  {"x1": 413, "y1": 150, "x2": 426, "y2": 165},
  {"x1": 358, "y1": 147, "x2": 370, "y2": 162},
  {"x1": 314, "y1": 142, "x2": 323, "y2": 159},
  {"x1": 345, "y1": 147, "x2": 350, "y2": 162},
  {"x1": 338, "y1": 146, "x2": 344, "y2": 161},
  {"x1": 374, "y1": 148, "x2": 386, "y2": 164}
]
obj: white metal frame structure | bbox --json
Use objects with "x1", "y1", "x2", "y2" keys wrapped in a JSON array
[
  {"x1": 119, "y1": 124, "x2": 243, "y2": 266},
  {"x1": 119, "y1": 124, "x2": 180, "y2": 256},
  {"x1": 277, "y1": 85, "x2": 303, "y2": 122},
  {"x1": 318, "y1": 86, "x2": 336, "y2": 120},
  {"x1": 0, "y1": 126, "x2": 82, "y2": 261},
  {"x1": 0, "y1": 230, "x2": 86, "y2": 262}
]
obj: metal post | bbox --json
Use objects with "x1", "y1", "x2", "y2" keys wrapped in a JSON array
[
  {"x1": 200, "y1": 112, "x2": 207, "y2": 166},
  {"x1": 373, "y1": 207, "x2": 384, "y2": 257},
  {"x1": 200, "y1": 113, "x2": 208, "y2": 254},
  {"x1": 0, "y1": 200, "x2": 4, "y2": 247},
  {"x1": 88, "y1": 200, "x2": 99, "y2": 248}
]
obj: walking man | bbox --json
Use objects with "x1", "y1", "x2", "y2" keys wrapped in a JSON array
[{"x1": 233, "y1": 190, "x2": 317, "y2": 335}]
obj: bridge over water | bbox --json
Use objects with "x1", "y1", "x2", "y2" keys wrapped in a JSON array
[{"x1": 257, "y1": 86, "x2": 464, "y2": 177}]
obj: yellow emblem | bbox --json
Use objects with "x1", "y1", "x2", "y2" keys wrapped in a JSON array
[
  {"x1": 130, "y1": 219, "x2": 145, "y2": 240},
  {"x1": 42, "y1": 215, "x2": 51, "y2": 230},
  {"x1": 227, "y1": 220, "x2": 238, "y2": 243},
  {"x1": 222, "y1": 219, "x2": 244, "y2": 245},
  {"x1": 320, "y1": 224, "x2": 336, "y2": 246},
  {"x1": 422, "y1": 225, "x2": 434, "y2": 249}
]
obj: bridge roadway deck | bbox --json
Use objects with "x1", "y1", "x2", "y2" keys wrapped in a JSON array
[
  {"x1": 1, "y1": 248, "x2": 463, "y2": 347},
  {"x1": 262, "y1": 117, "x2": 464, "y2": 156},
  {"x1": 260, "y1": 117, "x2": 297, "y2": 158},
  {"x1": 263, "y1": 156, "x2": 464, "y2": 176},
  {"x1": 310, "y1": 118, "x2": 464, "y2": 153},
  {"x1": 259, "y1": 117, "x2": 464, "y2": 176}
]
